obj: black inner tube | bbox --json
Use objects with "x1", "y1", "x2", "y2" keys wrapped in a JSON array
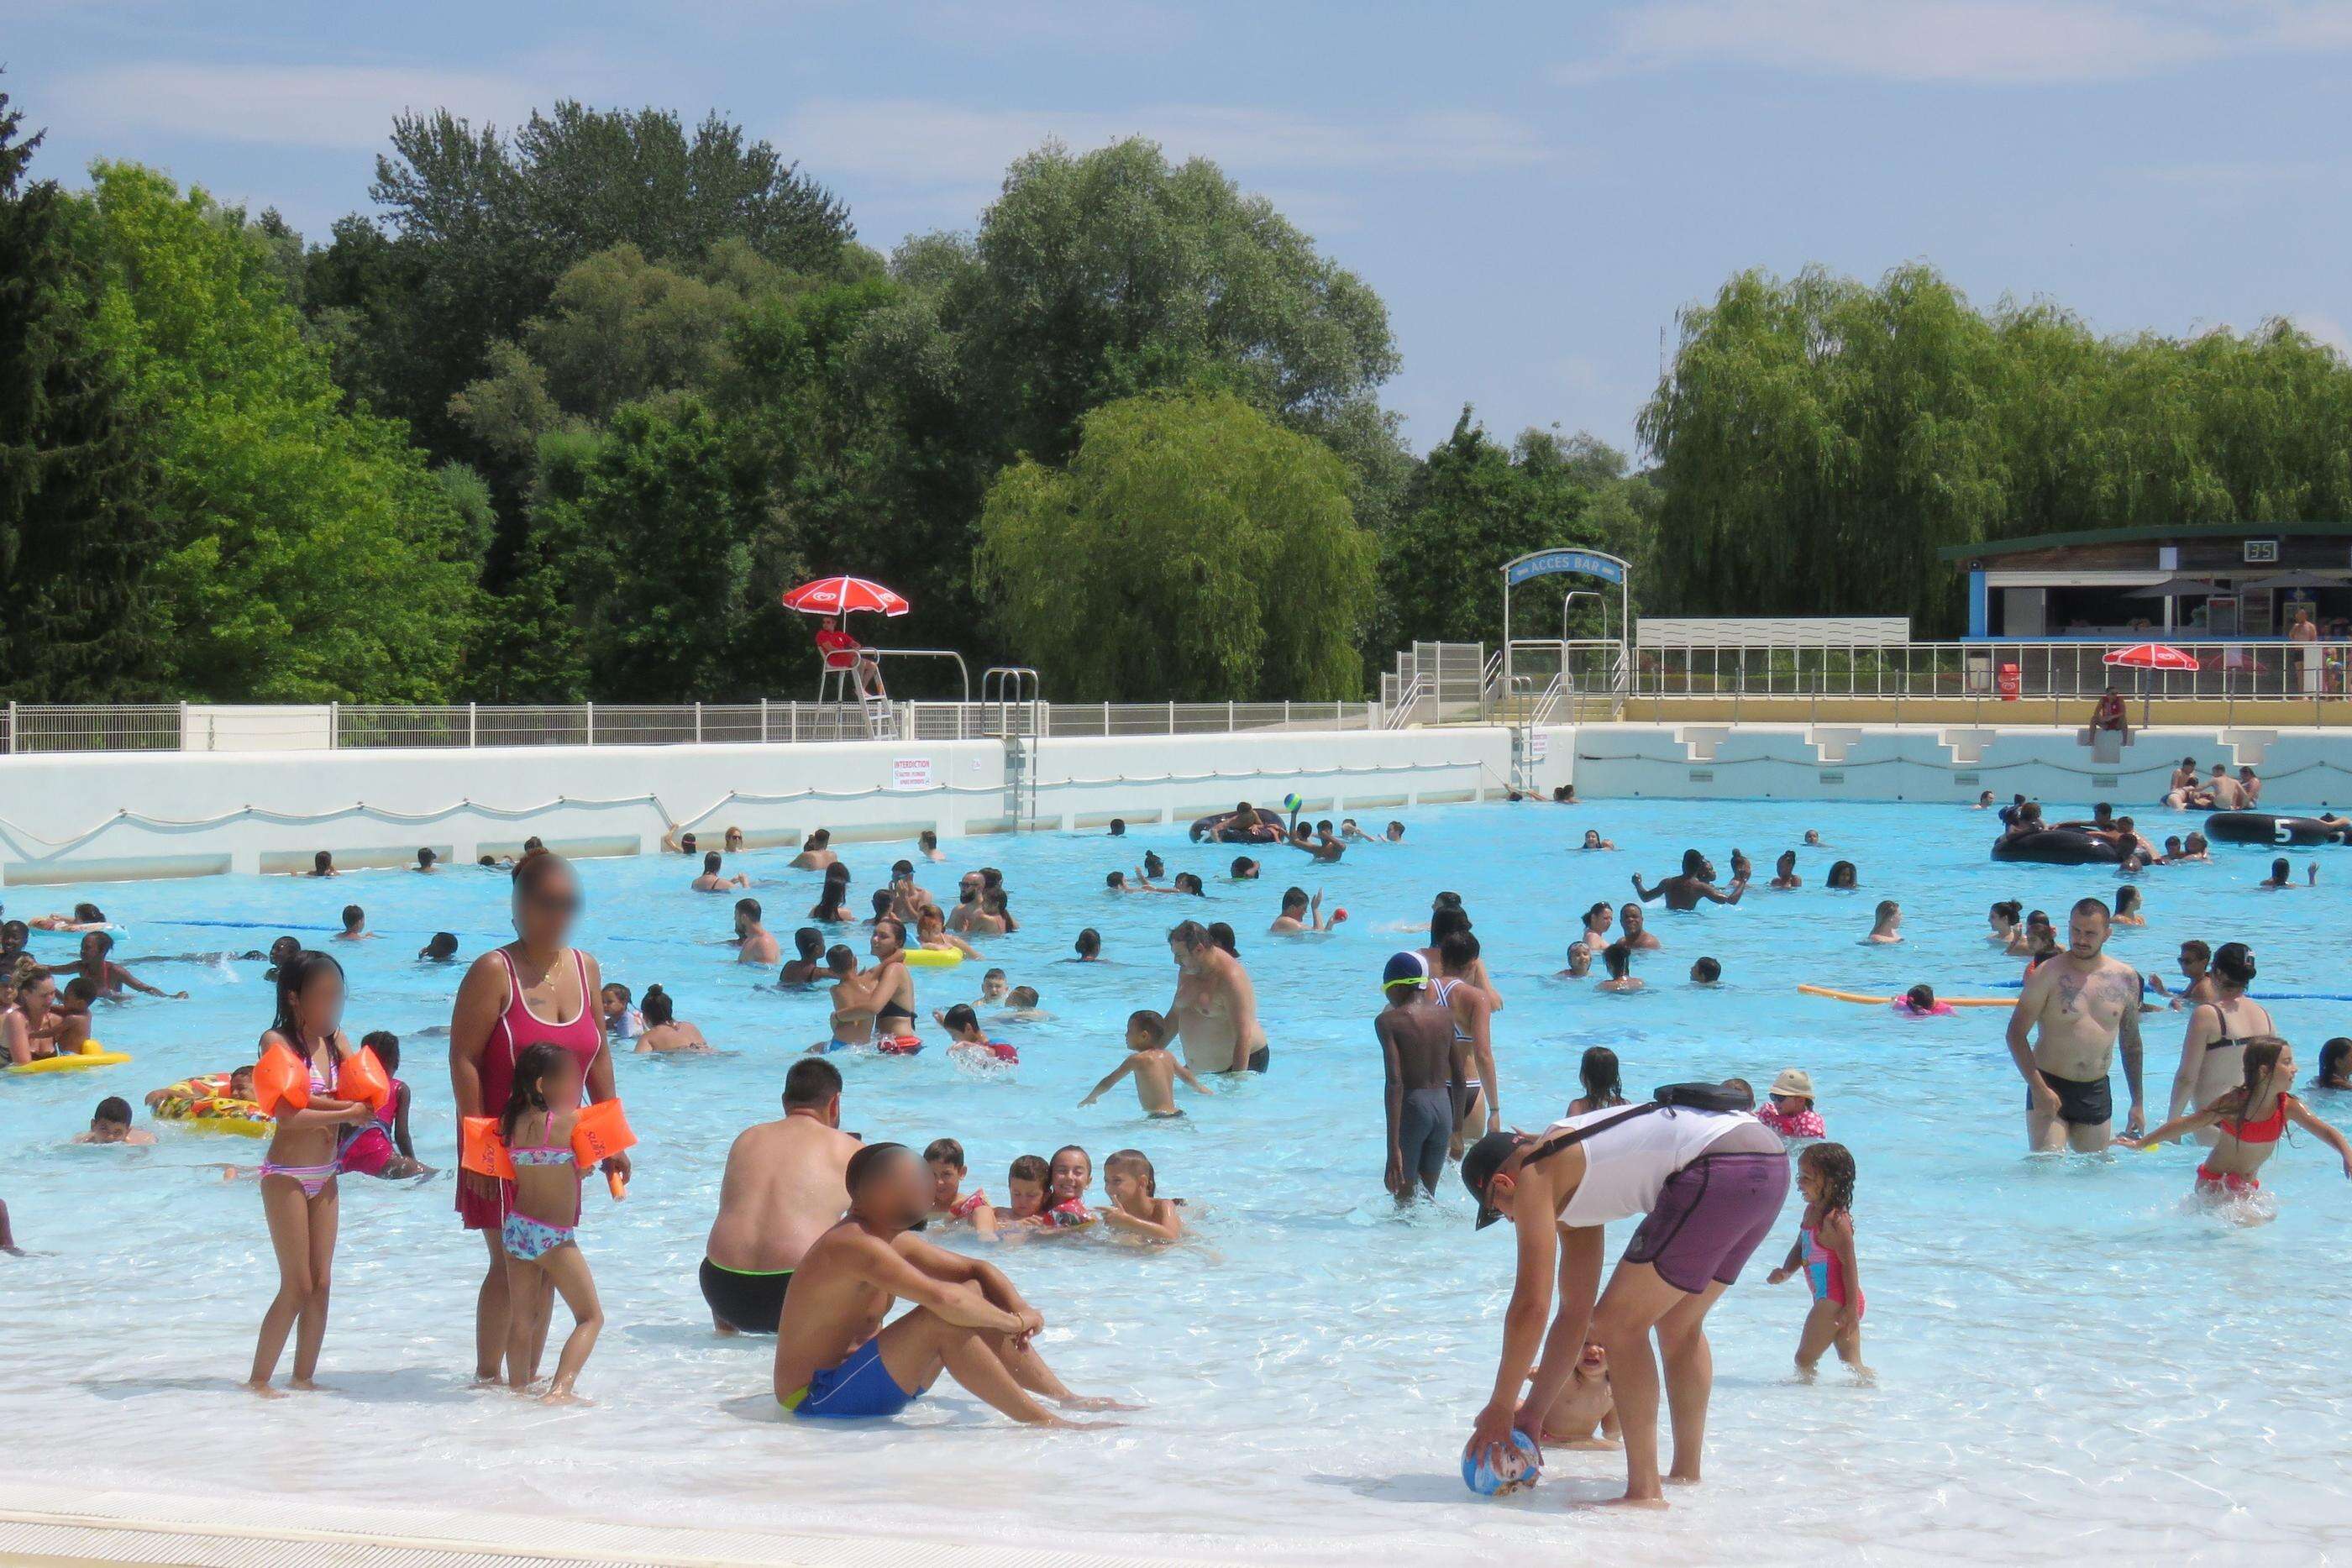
[{"x1": 1991, "y1": 829, "x2": 2126, "y2": 866}]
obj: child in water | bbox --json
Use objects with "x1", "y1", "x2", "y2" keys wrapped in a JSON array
[
  {"x1": 74, "y1": 1095, "x2": 155, "y2": 1145},
  {"x1": 1079, "y1": 1009, "x2": 1210, "y2": 1117},
  {"x1": 998, "y1": 1153, "x2": 1052, "y2": 1228},
  {"x1": 1767, "y1": 1141, "x2": 1871, "y2": 1381},
  {"x1": 1536, "y1": 1342, "x2": 1620, "y2": 1449},
  {"x1": 600, "y1": 983, "x2": 643, "y2": 1041},
  {"x1": 1866, "y1": 901, "x2": 1903, "y2": 942},
  {"x1": 1754, "y1": 1068, "x2": 1826, "y2": 1140},
  {"x1": 1042, "y1": 1145, "x2": 1096, "y2": 1229},
  {"x1": 1100, "y1": 1148, "x2": 1184, "y2": 1240},
  {"x1": 497, "y1": 1042, "x2": 605, "y2": 1402},
  {"x1": 1596, "y1": 941, "x2": 1641, "y2": 994},
  {"x1": 2122, "y1": 1036, "x2": 2352, "y2": 1205},
  {"x1": 1892, "y1": 983, "x2": 1955, "y2": 1019},
  {"x1": 338, "y1": 1033, "x2": 430, "y2": 1178},
  {"x1": 940, "y1": 1002, "x2": 1018, "y2": 1067},
  {"x1": 924, "y1": 1137, "x2": 998, "y2": 1240}
]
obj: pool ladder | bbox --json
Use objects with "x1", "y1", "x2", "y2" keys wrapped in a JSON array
[{"x1": 983, "y1": 668, "x2": 1042, "y2": 830}]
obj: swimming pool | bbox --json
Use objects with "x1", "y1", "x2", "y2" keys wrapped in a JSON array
[{"x1": 4, "y1": 799, "x2": 2349, "y2": 1564}]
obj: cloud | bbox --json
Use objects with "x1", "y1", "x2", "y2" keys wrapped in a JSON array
[
  {"x1": 50, "y1": 63, "x2": 540, "y2": 151},
  {"x1": 1556, "y1": 1, "x2": 2352, "y2": 86},
  {"x1": 780, "y1": 99, "x2": 1551, "y2": 191}
]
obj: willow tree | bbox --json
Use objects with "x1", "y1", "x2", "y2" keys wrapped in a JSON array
[{"x1": 977, "y1": 391, "x2": 1373, "y2": 701}]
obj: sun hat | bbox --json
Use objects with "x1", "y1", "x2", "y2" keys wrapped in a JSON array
[{"x1": 1769, "y1": 1067, "x2": 1814, "y2": 1100}]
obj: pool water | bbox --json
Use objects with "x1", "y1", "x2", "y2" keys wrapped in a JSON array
[{"x1": 4, "y1": 800, "x2": 2350, "y2": 1563}]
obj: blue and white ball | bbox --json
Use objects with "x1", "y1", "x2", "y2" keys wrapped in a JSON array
[
  {"x1": 1461, "y1": 1430, "x2": 1542, "y2": 1497},
  {"x1": 1281, "y1": 792, "x2": 1305, "y2": 814}
]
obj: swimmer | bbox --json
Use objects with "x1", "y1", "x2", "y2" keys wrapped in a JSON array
[
  {"x1": 809, "y1": 866, "x2": 853, "y2": 923},
  {"x1": 1269, "y1": 886, "x2": 1342, "y2": 934},
  {"x1": 914, "y1": 906, "x2": 984, "y2": 961},
  {"x1": 1632, "y1": 849, "x2": 1747, "y2": 911},
  {"x1": 1384, "y1": 821, "x2": 1406, "y2": 843},
  {"x1": 1043, "y1": 1146, "x2": 1097, "y2": 1227},
  {"x1": 1729, "y1": 848, "x2": 1754, "y2": 884},
  {"x1": 734, "y1": 899, "x2": 782, "y2": 967},
  {"x1": 886, "y1": 861, "x2": 940, "y2": 925},
  {"x1": 1231, "y1": 856, "x2": 1261, "y2": 880},
  {"x1": 1770, "y1": 851, "x2": 1801, "y2": 890},
  {"x1": 917, "y1": 829, "x2": 947, "y2": 863},
  {"x1": 996, "y1": 1154, "x2": 1052, "y2": 1228},
  {"x1": 2318, "y1": 1039, "x2": 2352, "y2": 1092},
  {"x1": 1164, "y1": 919, "x2": 1268, "y2": 1074},
  {"x1": 1557, "y1": 943, "x2": 1593, "y2": 980},
  {"x1": 4, "y1": 968, "x2": 68, "y2": 1065},
  {"x1": 1072, "y1": 928, "x2": 1103, "y2": 962},
  {"x1": 2162, "y1": 758, "x2": 2198, "y2": 809},
  {"x1": 333, "y1": 904, "x2": 374, "y2": 942},
  {"x1": 975, "y1": 968, "x2": 1011, "y2": 1007},
  {"x1": 1101, "y1": 1150, "x2": 1184, "y2": 1241},
  {"x1": 1170, "y1": 873, "x2": 1206, "y2": 896},
  {"x1": 1689, "y1": 957, "x2": 1722, "y2": 985},
  {"x1": 1375, "y1": 952, "x2": 1465, "y2": 1199},
  {"x1": 2180, "y1": 831, "x2": 2213, "y2": 863},
  {"x1": 494, "y1": 1043, "x2": 604, "y2": 1401},
  {"x1": 1579, "y1": 830, "x2": 1618, "y2": 851},
  {"x1": 1866, "y1": 901, "x2": 1902, "y2": 943},
  {"x1": 418, "y1": 932, "x2": 460, "y2": 963},
  {"x1": 50, "y1": 976, "x2": 100, "y2": 1052},
  {"x1": 1754, "y1": 1068, "x2": 1826, "y2": 1138},
  {"x1": 1804, "y1": 830, "x2": 1824, "y2": 847},
  {"x1": 1987, "y1": 900, "x2": 2023, "y2": 947},
  {"x1": 334, "y1": 1032, "x2": 428, "y2": 1178},
  {"x1": 1825, "y1": 860, "x2": 1858, "y2": 889},
  {"x1": 1974, "y1": 790, "x2": 1996, "y2": 810},
  {"x1": 660, "y1": 826, "x2": 696, "y2": 854},
  {"x1": 2163, "y1": 942, "x2": 2269, "y2": 1136},
  {"x1": 56, "y1": 931, "x2": 187, "y2": 999},
  {"x1": 146, "y1": 1062, "x2": 260, "y2": 1113},
  {"x1": 1424, "y1": 906, "x2": 1504, "y2": 1009},
  {"x1": 74, "y1": 1095, "x2": 155, "y2": 1145},
  {"x1": 304, "y1": 852, "x2": 337, "y2": 879},
  {"x1": 778, "y1": 928, "x2": 827, "y2": 987},
  {"x1": 634, "y1": 985, "x2": 711, "y2": 1052},
  {"x1": 692, "y1": 851, "x2": 748, "y2": 893},
  {"x1": 939, "y1": 1003, "x2": 1017, "y2": 1067},
  {"x1": 2123, "y1": 1038, "x2": 2352, "y2": 1203},
  {"x1": 1107, "y1": 818, "x2": 1126, "y2": 836},
  {"x1": 1578, "y1": 901, "x2": 1614, "y2": 952},
  {"x1": 773, "y1": 1142, "x2": 1120, "y2": 1425},
  {"x1": 1566, "y1": 1046, "x2": 1628, "y2": 1116},
  {"x1": 1339, "y1": 818, "x2": 1369, "y2": 842},
  {"x1": 1766, "y1": 1141, "x2": 1872, "y2": 1380},
  {"x1": 701, "y1": 1058, "x2": 859, "y2": 1334},
  {"x1": 2259, "y1": 857, "x2": 2296, "y2": 889},
  {"x1": 1435, "y1": 932, "x2": 1501, "y2": 1151},
  {"x1": 415, "y1": 847, "x2": 438, "y2": 873},
  {"x1": 28, "y1": 902, "x2": 108, "y2": 932},
  {"x1": 1597, "y1": 941, "x2": 1642, "y2": 993},
  {"x1": 1000, "y1": 984, "x2": 1046, "y2": 1022},
  {"x1": 1893, "y1": 983, "x2": 1953, "y2": 1019},
  {"x1": 1617, "y1": 903, "x2": 1661, "y2": 952},
  {"x1": 789, "y1": 830, "x2": 837, "y2": 872},
  {"x1": 924, "y1": 1138, "x2": 997, "y2": 1240},
  {"x1": 2113, "y1": 885, "x2": 2145, "y2": 926},
  {"x1": 2005, "y1": 898, "x2": 2144, "y2": 1151},
  {"x1": 1079, "y1": 1009, "x2": 1210, "y2": 1118},
  {"x1": 2239, "y1": 766, "x2": 2263, "y2": 806},
  {"x1": 725, "y1": 826, "x2": 745, "y2": 854}
]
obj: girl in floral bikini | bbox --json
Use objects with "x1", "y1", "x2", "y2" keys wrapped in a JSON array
[
  {"x1": 498, "y1": 1043, "x2": 605, "y2": 1401},
  {"x1": 2124, "y1": 1037, "x2": 2352, "y2": 1207},
  {"x1": 247, "y1": 952, "x2": 375, "y2": 1397}
]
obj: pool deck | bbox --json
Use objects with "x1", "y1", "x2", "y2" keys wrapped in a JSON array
[{"x1": 0, "y1": 1485, "x2": 1183, "y2": 1568}]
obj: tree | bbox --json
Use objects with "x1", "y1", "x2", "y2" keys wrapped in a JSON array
[
  {"x1": 80, "y1": 161, "x2": 477, "y2": 700},
  {"x1": 1375, "y1": 408, "x2": 1605, "y2": 650},
  {"x1": 0, "y1": 84, "x2": 165, "y2": 700},
  {"x1": 977, "y1": 391, "x2": 1373, "y2": 700}
]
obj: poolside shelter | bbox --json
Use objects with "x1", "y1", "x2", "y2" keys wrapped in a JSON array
[{"x1": 1943, "y1": 523, "x2": 2352, "y2": 641}]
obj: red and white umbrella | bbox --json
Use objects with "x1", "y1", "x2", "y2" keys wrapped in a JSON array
[
  {"x1": 780, "y1": 575, "x2": 910, "y2": 617},
  {"x1": 2102, "y1": 642, "x2": 2200, "y2": 671}
]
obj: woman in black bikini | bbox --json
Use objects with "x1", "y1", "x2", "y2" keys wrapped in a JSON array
[{"x1": 2165, "y1": 943, "x2": 2270, "y2": 1140}]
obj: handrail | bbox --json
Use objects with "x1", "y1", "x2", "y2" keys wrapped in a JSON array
[
  {"x1": 866, "y1": 648, "x2": 970, "y2": 703},
  {"x1": 1384, "y1": 672, "x2": 1429, "y2": 730}
]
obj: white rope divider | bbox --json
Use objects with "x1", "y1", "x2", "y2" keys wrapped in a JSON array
[{"x1": 0, "y1": 755, "x2": 1491, "y2": 856}]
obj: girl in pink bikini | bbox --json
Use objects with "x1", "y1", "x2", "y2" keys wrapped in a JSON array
[
  {"x1": 449, "y1": 850, "x2": 627, "y2": 1385},
  {"x1": 247, "y1": 951, "x2": 374, "y2": 1397}
]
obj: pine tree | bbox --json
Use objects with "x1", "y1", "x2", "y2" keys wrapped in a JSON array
[{"x1": 0, "y1": 83, "x2": 163, "y2": 701}]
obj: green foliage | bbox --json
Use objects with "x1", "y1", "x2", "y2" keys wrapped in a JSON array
[
  {"x1": 1641, "y1": 265, "x2": 2352, "y2": 631},
  {"x1": 0, "y1": 86, "x2": 165, "y2": 700},
  {"x1": 977, "y1": 391, "x2": 1373, "y2": 700},
  {"x1": 79, "y1": 161, "x2": 476, "y2": 700}
]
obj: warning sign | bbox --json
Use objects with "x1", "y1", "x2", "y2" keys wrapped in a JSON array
[{"x1": 891, "y1": 758, "x2": 933, "y2": 791}]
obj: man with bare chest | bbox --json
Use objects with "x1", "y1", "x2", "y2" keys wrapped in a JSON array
[{"x1": 2003, "y1": 898, "x2": 2144, "y2": 1152}]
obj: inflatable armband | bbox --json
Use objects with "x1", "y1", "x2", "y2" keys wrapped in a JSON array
[
  {"x1": 570, "y1": 1098, "x2": 637, "y2": 1166},
  {"x1": 336, "y1": 1046, "x2": 391, "y2": 1112},
  {"x1": 459, "y1": 1114, "x2": 517, "y2": 1179},
  {"x1": 253, "y1": 1041, "x2": 312, "y2": 1117}
]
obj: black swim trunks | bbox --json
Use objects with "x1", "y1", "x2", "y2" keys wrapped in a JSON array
[
  {"x1": 700, "y1": 1256, "x2": 792, "y2": 1333},
  {"x1": 2035, "y1": 1072, "x2": 2113, "y2": 1127},
  {"x1": 1247, "y1": 1044, "x2": 1269, "y2": 1072}
]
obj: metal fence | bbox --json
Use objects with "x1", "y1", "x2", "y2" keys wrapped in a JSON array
[
  {"x1": 0, "y1": 698, "x2": 1381, "y2": 756},
  {"x1": 1628, "y1": 640, "x2": 2352, "y2": 702}
]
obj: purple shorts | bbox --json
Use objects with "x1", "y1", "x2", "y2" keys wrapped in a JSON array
[{"x1": 1623, "y1": 1151, "x2": 1790, "y2": 1294}]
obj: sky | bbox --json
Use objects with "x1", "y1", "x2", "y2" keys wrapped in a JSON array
[{"x1": 12, "y1": 0, "x2": 2352, "y2": 455}]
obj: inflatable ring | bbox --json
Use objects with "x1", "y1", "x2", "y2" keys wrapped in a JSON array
[
  {"x1": 2204, "y1": 811, "x2": 2344, "y2": 847},
  {"x1": 7, "y1": 1041, "x2": 130, "y2": 1074},
  {"x1": 1188, "y1": 814, "x2": 1284, "y2": 844},
  {"x1": 153, "y1": 1079, "x2": 273, "y2": 1135},
  {"x1": 1796, "y1": 985, "x2": 2011, "y2": 1008},
  {"x1": 1991, "y1": 830, "x2": 2126, "y2": 865},
  {"x1": 903, "y1": 947, "x2": 963, "y2": 968}
]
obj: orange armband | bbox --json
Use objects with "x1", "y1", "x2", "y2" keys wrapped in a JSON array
[
  {"x1": 459, "y1": 1115, "x2": 517, "y2": 1180},
  {"x1": 336, "y1": 1046, "x2": 391, "y2": 1112},
  {"x1": 571, "y1": 1098, "x2": 637, "y2": 1166},
  {"x1": 252, "y1": 1042, "x2": 311, "y2": 1117}
]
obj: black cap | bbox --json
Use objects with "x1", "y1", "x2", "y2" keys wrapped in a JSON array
[{"x1": 1461, "y1": 1130, "x2": 1523, "y2": 1230}]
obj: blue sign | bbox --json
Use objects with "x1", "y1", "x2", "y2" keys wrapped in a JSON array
[{"x1": 1506, "y1": 549, "x2": 1625, "y2": 586}]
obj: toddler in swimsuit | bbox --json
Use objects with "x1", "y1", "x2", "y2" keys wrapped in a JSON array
[
  {"x1": 1767, "y1": 1141, "x2": 1872, "y2": 1381},
  {"x1": 497, "y1": 1043, "x2": 605, "y2": 1402},
  {"x1": 925, "y1": 1137, "x2": 998, "y2": 1240},
  {"x1": 337, "y1": 1033, "x2": 431, "y2": 1179},
  {"x1": 1754, "y1": 1068, "x2": 1828, "y2": 1141}
]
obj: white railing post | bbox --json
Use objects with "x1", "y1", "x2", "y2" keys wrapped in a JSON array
[
  {"x1": 1227, "y1": 699, "x2": 1235, "y2": 732},
  {"x1": 695, "y1": 701, "x2": 703, "y2": 744},
  {"x1": 329, "y1": 700, "x2": 339, "y2": 750},
  {"x1": 469, "y1": 701, "x2": 477, "y2": 747},
  {"x1": 761, "y1": 697, "x2": 769, "y2": 743},
  {"x1": 585, "y1": 702, "x2": 596, "y2": 747},
  {"x1": 1168, "y1": 700, "x2": 1175, "y2": 734}
]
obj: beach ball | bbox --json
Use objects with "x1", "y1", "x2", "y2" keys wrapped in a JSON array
[{"x1": 1461, "y1": 1429, "x2": 1542, "y2": 1497}]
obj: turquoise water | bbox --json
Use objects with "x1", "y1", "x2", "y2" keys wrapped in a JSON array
[{"x1": 3, "y1": 800, "x2": 2350, "y2": 1562}]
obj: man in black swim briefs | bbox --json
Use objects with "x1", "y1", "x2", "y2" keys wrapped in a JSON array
[
  {"x1": 2004, "y1": 898, "x2": 2145, "y2": 1153},
  {"x1": 701, "y1": 1059, "x2": 862, "y2": 1333}
]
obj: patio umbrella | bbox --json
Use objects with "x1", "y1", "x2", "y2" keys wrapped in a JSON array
[
  {"x1": 2103, "y1": 642, "x2": 2201, "y2": 724},
  {"x1": 780, "y1": 575, "x2": 911, "y2": 617}
]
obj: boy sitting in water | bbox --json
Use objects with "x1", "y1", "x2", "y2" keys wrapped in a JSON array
[
  {"x1": 1079, "y1": 1009, "x2": 1211, "y2": 1118},
  {"x1": 924, "y1": 1137, "x2": 998, "y2": 1240},
  {"x1": 75, "y1": 1096, "x2": 155, "y2": 1145},
  {"x1": 1100, "y1": 1148, "x2": 1184, "y2": 1241},
  {"x1": 939, "y1": 1003, "x2": 1019, "y2": 1067},
  {"x1": 995, "y1": 1153, "x2": 1053, "y2": 1231},
  {"x1": 1536, "y1": 1343, "x2": 1620, "y2": 1450}
]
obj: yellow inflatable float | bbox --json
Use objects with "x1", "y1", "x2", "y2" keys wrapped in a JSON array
[
  {"x1": 902, "y1": 947, "x2": 964, "y2": 968},
  {"x1": 6, "y1": 1040, "x2": 131, "y2": 1073},
  {"x1": 1796, "y1": 985, "x2": 2010, "y2": 1009},
  {"x1": 150, "y1": 1072, "x2": 272, "y2": 1136}
]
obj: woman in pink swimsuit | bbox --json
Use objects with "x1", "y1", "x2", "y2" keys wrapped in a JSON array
[{"x1": 449, "y1": 850, "x2": 625, "y2": 1384}]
